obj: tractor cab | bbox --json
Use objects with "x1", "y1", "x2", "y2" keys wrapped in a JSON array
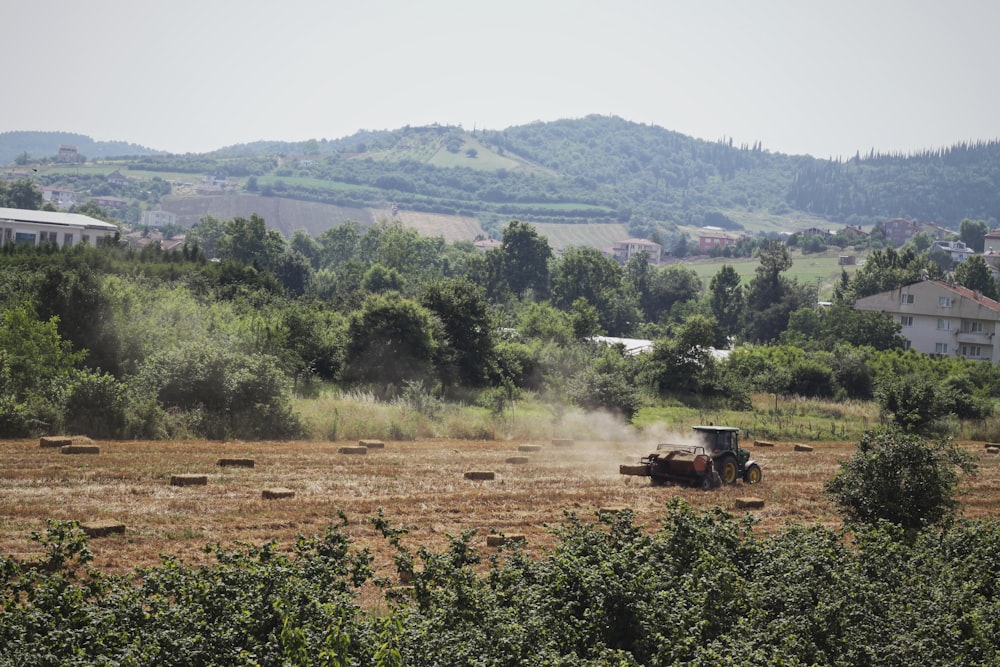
[{"x1": 692, "y1": 425, "x2": 761, "y2": 485}]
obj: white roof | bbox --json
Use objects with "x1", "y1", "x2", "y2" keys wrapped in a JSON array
[{"x1": 0, "y1": 206, "x2": 119, "y2": 231}]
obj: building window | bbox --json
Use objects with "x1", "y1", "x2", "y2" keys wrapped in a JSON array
[
  {"x1": 938, "y1": 296, "x2": 953, "y2": 307},
  {"x1": 900, "y1": 294, "x2": 914, "y2": 304},
  {"x1": 903, "y1": 340, "x2": 911, "y2": 351},
  {"x1": 937, "y1": 318, "x2": 951, "y2": 330},
  {"x1": 900, "y1": 316, "x2": 914, "y2": 327},
  {"x1": 935, "y1": 343, "x2": 949, "y2": 355},
  {"x1": 82, "y1": 235, "x2": 90, "y2": 245},
  {"x1": 962, "y1": 345, "x2": 983, "y2": 358},
  {"x1": 963, "y1": 320, "x2": 984, "y2": 333}
]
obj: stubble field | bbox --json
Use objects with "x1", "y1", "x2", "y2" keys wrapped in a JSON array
[{"x1": 1, "y1": 435, "x2": 997, "y2": 577}]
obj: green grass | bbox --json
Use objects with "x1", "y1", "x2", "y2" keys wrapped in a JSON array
[
  {"x1": 531, "y1": 222, "x2": 630, "y2": 250},
  {"x1": 684, "y1": 250, "x2": 865, "y2": 299}
]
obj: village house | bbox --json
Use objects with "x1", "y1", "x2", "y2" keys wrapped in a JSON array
[
  {"x1": 698, "y1": 231, "x2": 734, "y2": 254},
  {"x1": 89, "y1": 196, "x2": 127, "y2": 210},
  {"x1": 854, "y1": 278, "x2": 1000, "y2": 362},
  {"x1": 40, "y1": 185, "x2": 77, "y2": 210},
  {"x1": 56, "y1": 144, "x2": 81, "y2": 163},
  {"x1": 106, "y1": 170, "x2": 129, "y2": 186},
  {"x1": 609, "y1": 238, "x2": 662, "y2": 263},
  {"x1": 931, "y1": 240, "x2": 975, "y2": 266}
]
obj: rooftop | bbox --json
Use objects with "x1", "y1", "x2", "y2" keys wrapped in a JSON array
[{"x1": 0, "y1": 206, "x2": 119, "y2": 231}]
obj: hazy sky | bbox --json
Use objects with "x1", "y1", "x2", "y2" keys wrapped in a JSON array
[{"x1": 5, "y1": 0, "x2": 999, "y2": 159}]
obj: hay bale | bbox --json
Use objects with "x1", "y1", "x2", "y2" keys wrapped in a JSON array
[
  {"x1": 735, "y1": 497, "x2": 765, "y2": 510},
  {"x1": 518, "y1": 444, "x2": 542, "y2": 452},
  {"x1": 81, "y1": 521, "x2": 126, "y2": 538},
  {"x1": 505, "y1": 456, "x2": 530, "y2": 464},
  {"x1": 217, "y1": 458, "x2": 255, "y2": 468},
  {"x1": 464, "y1": 470, "x2": 495, "y2": 481},
  {"x1": 487, "y1": 534, "x2": 526, "y2": 547},
  {"x1": 754, "y1": 440, "x2": 776, "y2": 448},
  {"x1": 794, "y1": 444, "x2": 814, "y2": 452},
  {"x1": 338, "y1": 446, "x2": 368, "y2": 455},
  {"x1": 262, "y1": 487, "x2": 295, "y2": 500},
  {"x1": 619, "y1": 464, "x2": 650, "y2": 476},
  {"x1": 359, "y1": 439, "x2": 385, "y2": 449},
  {"x1": 170, "y1": 474, "x2": 208, "y2": 487},
  {"x1": 552, "y1": 438, "x2": 574, "y2": 448},
  {"x1": 60, "y1": 445, "x2": 100, "y2": 455},
  {"x1": 40, "y1": 436, "x2": 72, "y2": 448}
]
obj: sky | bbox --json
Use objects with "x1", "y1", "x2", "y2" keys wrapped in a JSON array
[{"x1": 5, "y1": 0, "x2": 999, "y2": 159}]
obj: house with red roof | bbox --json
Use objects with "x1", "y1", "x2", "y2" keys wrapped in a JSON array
[{"x1": 854, "y1": 278, "x2": 1000, "y2": 362}]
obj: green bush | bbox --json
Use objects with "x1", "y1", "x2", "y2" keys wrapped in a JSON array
[
  {"x1": 825, "y1": 426, "x2": 978, "y2": 531},
  {"x1": 61, "y1": 369, "x2": 128, "y2": 438}
]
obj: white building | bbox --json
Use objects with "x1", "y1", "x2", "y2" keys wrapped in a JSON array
[
  {"x1": 141, "y1": 209, "x2": 177, "y2": 227},
  {"x1": 0, "y1": 207, "x2": 119, "y2": 247},
  {"x1": 609, "y1": 238, "x2": 662, "y2": 263},
  {"x1": 854, "y1": 278, "x2": 1000, "y2": 362}
]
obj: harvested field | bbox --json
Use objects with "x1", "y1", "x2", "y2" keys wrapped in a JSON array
[{"x1": 0, "y1": 437, "x2": 997, "y2": 576}]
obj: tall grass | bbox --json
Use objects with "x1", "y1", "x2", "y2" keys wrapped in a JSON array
[{"x1": 295, "y1": 389, "x2": 998, "y2": 444}]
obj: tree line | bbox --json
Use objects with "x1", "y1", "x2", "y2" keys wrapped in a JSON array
[{"x1": 3, "y1": 183, "x2": 1000, "y2": 440}]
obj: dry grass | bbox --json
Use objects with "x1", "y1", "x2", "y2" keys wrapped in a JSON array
[{"x1": 1, "y1": 436, "x2": 997, "y2": 577}]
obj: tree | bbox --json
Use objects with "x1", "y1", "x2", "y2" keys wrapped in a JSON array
[
  {"x1": 843, "y1": 247, "x2": 940, "y2": 301},
  {"x1": 0, "y1": 303, "x2": 84, "y2": 401},
  {"x1": 958, "y1": 218, "x2": 989, "y2": 253},
  {"x1": 953, "y1": 254, "x2": 999, "y2": 300},
  {"x1": 361, "y1": 263, "x2": 404, "y2": 293},
  {"x1": 875, "y1": 372, "x2": 952, "y2": 433},
  {"x1": 501, "y1": 220, "x2": 551, "y2": 299},
  {"x1": 709, "y1": 264, "x2": 744, "y2": 340},
  {"x1": 217, "y1": 214, "x2": 286, "y2": 271},
  {"x1": 782, "y1": 303, "x2": 903, "y2": 351},
  {"x1": 317, "y1": 222, "x2": 362, "y2": 268},
  {"x1": 0, "y1": 179, "x2": 43, "y2": 210},
  {"x1": 186, "y1": 215, "x2": 226, "y2": 258},
  {"x1": 552, "y1": 246, "x2": 640, "y2": 335},
  {"x1": 344, "y1": 293, "x2": 440, "y2": 390},
  {"x1": 744, "y1": 240, "x2": 811, "y2": 343},
  {"x1": 642, "y1": 314, "x2": 721, "y2": 396},
  {"x1": 825, "y1": 426, "x2": 976, "y2": 531},
  {"x1": 644, "y1": 265, "x2": 702, "y2": 324},
  {"x1": 420, "y1": 278, "x2": 496, "y2": 389}
]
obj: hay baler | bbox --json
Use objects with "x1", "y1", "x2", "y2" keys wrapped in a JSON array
[{"x1": 620, "y1": 425, "x2": 762, "y2": 488}]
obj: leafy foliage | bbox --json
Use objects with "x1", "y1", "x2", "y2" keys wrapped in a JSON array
[
  {"x1": 6, "y1": 504, "x2": 1000, "y2": 665},
  {"x1": 825, "y1": 427, "x2": 978, "y2": 530}
]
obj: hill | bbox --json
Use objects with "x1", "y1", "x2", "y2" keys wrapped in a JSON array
[
  {"x1": 7, "y1": 116, "x2": 1000, "y2": 248},
  {"x1": 0, "y1": 130, "x2": 163, "y2": 164}
]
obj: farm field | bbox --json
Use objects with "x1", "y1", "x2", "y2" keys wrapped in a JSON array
[
  {"x1": 1, "y1": 434, "x2": 997, "y2": 578},
  {"x1": 682, "y1": 249, "x2": 865, "y2": 298}
]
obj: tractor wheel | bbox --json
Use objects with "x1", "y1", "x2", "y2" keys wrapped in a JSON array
[
  {"x1": 744, "y1": 464, "x2": 763, "y2": 484},
  {"x1": 719, "y1": 457, "x2": 739, "y2": 484}
]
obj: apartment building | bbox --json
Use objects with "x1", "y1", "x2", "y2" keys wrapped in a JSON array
[{"x1": 854, "y1": 278, "x2": 1000, "y2": 362}]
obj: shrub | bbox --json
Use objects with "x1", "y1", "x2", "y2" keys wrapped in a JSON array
[{"x1": 825, "y1": 426, "x2": 977, "y2": 531}]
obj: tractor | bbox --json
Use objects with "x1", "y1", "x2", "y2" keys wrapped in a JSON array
[{"x1": 620, "y1": 425, "x2": 762, "y2": 488}]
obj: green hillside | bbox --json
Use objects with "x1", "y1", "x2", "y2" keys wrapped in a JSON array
[{"x1": 5, "y1": 116, "x2": 1000, "y2": 250}]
